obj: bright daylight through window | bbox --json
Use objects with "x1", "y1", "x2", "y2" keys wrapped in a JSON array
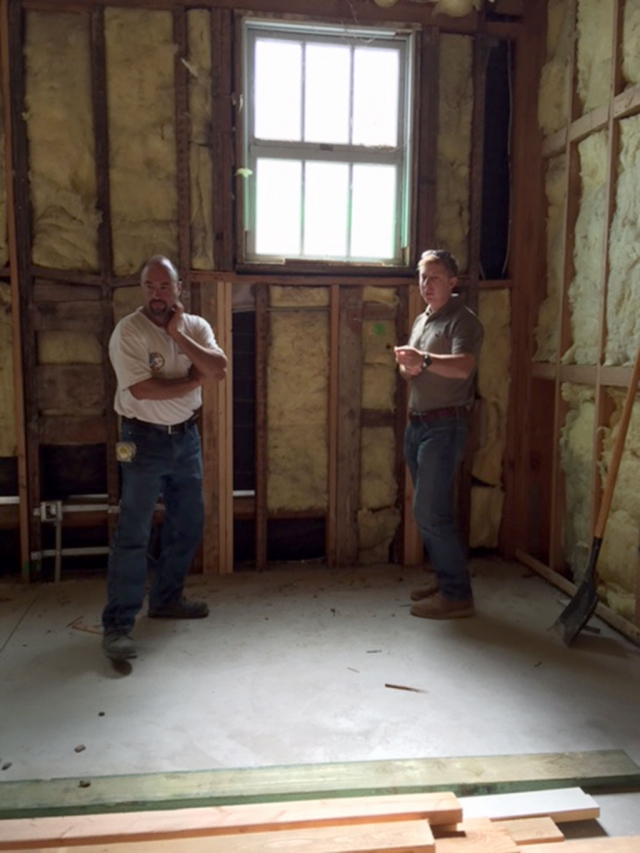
[{"x1": 242, "y1": 20, "x2": 414, "y2": 264}]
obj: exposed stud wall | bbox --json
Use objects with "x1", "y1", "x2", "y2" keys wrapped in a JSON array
[
  {"x1": 622, "y1": 0, "x2": 640, "y2": 87},
  {"x1": 0, "y1": 283, "x2": 17, "y2": 456},
  {"x1": 565, "y1": 131, "x2": 607, "y2": 365},
  {"x1": 436, "y1": 34, "x2": 472, "y2": 270},
  {"x1": 105, "y1": 9, "x2": 177, "y2": 274},
  {"x1": 0, "y1": 85, "x2": 7, "y2": 267},
  {"x1": 25, "y1": 12, "x2": 99, "y2": 271},
  {"x1": 606, "y1": 115, "x2": 640, "y2": 366},
  {"x1": 538, "y1": 0, "x2": 572, "y2": 137},
  {"x1": 188, "y1": 10, "x2": 214, "y2": 270},
  {"x1": 576, "y1": 0, "x2": 613, "y2": 114},
  {"x1": 534, "y1": 154, "x2": 566, "y2": 362}
]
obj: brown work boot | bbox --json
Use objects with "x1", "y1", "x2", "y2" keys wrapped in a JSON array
[
  {"x1": 410, "y1": 592, "x2": 475, "y2": 620},
  {"x1": 410, "y1": 576, "x2": 440, "y2": 601}
]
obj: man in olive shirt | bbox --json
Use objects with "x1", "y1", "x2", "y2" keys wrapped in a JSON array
[{"x1": 394, "y1": 249, "x2": 484, "y2": 619}]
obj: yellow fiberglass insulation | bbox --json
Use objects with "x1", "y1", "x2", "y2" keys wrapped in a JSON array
[
  {"x1": 270, "y1": 286, "x2": 329, "y2": 308},
  {"x1": 362, "y1": 286, "x2": 397, "y2": 306},
  {"x1": 112, "y1": 286, "x2": 143, "y2": 324},
  {"x1": 362, "y1": 319, "x2": 396, "y2": 412},
  {"x1": 0, "y1": 284, "x2": 17, "y2": 456},
  {"x1": 623, "y1": 0, "x2": 640, "y2": 87},
  {"x1": 538, "y1": 0, "x2": 572, "y2": 137},
  {"x1": 534, "y1": 154, "x2": 566, "y2": 362},
  {"x1": 560, "y1": 383, "x2": 595, "y2": 581},
  {"x1": 24, "y1": 12, "x2": 99, "y2": 271},
  {"x1": 188, "y1": 10, "x2": 214, "y2": 270},
  {"x1": 267, "y1": 309, "x2": 328, "y2": 510},
  {"x1": 576, "y1": 0, "x2": 613, "y2": 115},
  {"x1": 358, "y1": 507, "x2": 400, "y2": 565},
  {"x1": 564, "y1": 131, "x2": 607, "y2": 365},
  {"x1": 470, "y1": 485, "x2": 504, "y2": 549},
  {"x1": 473, "y1": 290, "x2": 510, "y2": 487},
  {"x1": 436, "y1": 35, "x2": 471, "y2": 272},
  {"x1": 606, "y1": 115, "x2": 640, "y2": 366},
  {"x1": 597, "y1": 393, "x2": 640, "y2": 616},
  {"x1": 105, "y1": 9, "x2": 177, "y2": 275},
  {"x1": 360, "y1": 426, "x2": 397, "y2": 510}
]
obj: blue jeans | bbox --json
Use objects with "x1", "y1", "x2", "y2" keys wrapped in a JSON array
[
  {"x1": 404, "y1": 417, "x2": 471, "y2": 600},
  {"x1": 102, "y1": 419, "x2": 204, "y2": 633}
]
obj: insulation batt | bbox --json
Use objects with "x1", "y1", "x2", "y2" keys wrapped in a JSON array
[
  {"x1": 538, "y1": 0, "x2": 572, "y2": 136},
  {"x1": 436, "y1": 35, "x2": 472, "y2": 271},
  {"x1": 0, "y1": 284, "x2": 17, "y2": 456},
  {"x1": 623, "y1": 0, "x2": 640, "y2": 86},
  {"x1": 535, "y1": 155, "x2": 566, "y2": 361},
  {"x1": 576, "y1": 0, "x2": 613, "y2": 114}
]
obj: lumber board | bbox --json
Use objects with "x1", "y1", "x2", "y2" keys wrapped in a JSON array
[
  {"x1": 1, "y1": 751, "x2": 637, "y2": 819},
  {"x1": 497, "y1": 816, "x2": 564, "y2": 845},
  {"x1": 0, "y1": 819, "x2": 436, "y2": 853},
  {"x1": 526, "y1": 840, "x2": 640, "y2": 853},
  {"x1": 0, "y1": 793, "x2": 459, "y2": 849},
  {"x1": 432, "y1": 818, "x2": 519, "y2": 852},
  {"x1": 459, "y1": 787, "x2": 599, "y2": 824}
]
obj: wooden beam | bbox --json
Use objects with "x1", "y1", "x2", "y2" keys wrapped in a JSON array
[
  {"x1": 589, "y1": 0, "x2": 624, "y2": 542},
  {"x1": 89, "y1": 6, "x2": 119, "y2": 537},
  {"x1": 499, "y1": 0, "x2": 546, "y2": 558},
  {"x1": 326, "y1": 284, "x2": 340, "y2": 566},
  {"x1": 201, "y1": 280, "x2": 234, "y2": 573},
  {"x1": 173, "y1": 6, "x2": 192, "y2": 307},
  {"x1": 254, "y1": 282, "x2": 268, "y2": 570},
  {"x1": 0, "y1": 792, "x2": 461, "y2": 849},
  {"x1": 2, "y1": 0, "x2": 39, "y2": 578},
  {"x1": 334, "y1": 287, "x2": 363, "y2": 567},
  {"x1": 211, "y1": 7, "x2": 234, "y2": 271}
]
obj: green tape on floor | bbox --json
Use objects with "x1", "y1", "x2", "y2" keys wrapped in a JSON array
[{"x1": 1, "y1": 750, "x2": 639, "y2": 819}]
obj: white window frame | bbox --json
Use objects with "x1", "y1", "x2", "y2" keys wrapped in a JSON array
[{"x1": 241, "y1": 18, "x2": 415, "y2": 266}]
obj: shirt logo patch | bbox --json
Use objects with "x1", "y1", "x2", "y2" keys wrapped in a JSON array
[{"x1": 149, "y1": 352, "x2": 164, "y2": 371}]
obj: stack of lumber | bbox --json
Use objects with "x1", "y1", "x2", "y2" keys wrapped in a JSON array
[{"x1": 0, "y1": 787, "x2": 638, "y2": 852}]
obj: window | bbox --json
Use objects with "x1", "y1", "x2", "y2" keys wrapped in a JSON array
[{"x1": 242, "y1": 20, "x2": 414, "y2": 265}]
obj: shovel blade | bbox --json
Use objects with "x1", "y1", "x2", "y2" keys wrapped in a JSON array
[{"x1": 554, "y1": 579, "x2": 599, "y2": 646}]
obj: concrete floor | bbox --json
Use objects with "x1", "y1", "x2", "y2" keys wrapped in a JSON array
[{"x1": 1, "y1": 557, "x2": 640, "y2": 837}]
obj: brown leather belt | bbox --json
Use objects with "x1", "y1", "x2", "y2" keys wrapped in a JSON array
[
  {"x1": 122, "y1": 415, "x2": 198, "y2": 435},
  {"x1": 409, "y1": 406, "x2": 471, "y2": 424}
]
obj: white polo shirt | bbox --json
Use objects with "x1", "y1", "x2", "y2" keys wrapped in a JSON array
[{"x1": 109, "y1": 308, "x2": 220, "y2": 426}]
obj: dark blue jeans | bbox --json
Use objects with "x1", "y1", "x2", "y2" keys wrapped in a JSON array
[
  {"x1": 404, "y1": 417, "x2": 471, "y2": 600},
  {"x1": 102, "y1": 419, "x2": 204, "y2": 633}
]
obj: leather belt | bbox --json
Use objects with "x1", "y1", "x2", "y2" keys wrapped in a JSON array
[
  {"x1": 409, "y1": 406, "x2": 471, "y2": 424},
  {"x1": 122, "y1": 415, "x2": 198, "y2": 435}
]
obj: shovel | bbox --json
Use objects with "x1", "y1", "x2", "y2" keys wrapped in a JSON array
[{"x1": 555, "y1": 347, "x2": 640, "y2": 646}]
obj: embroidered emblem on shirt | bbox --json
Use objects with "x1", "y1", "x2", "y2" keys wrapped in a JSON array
[{"x1": 149, "y1": 352, "x2": 164, "y2": 372}]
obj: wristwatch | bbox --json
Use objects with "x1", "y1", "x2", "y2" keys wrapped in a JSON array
[{"x1": 423, "y1": 353, "x2": 432, "y2": 369}]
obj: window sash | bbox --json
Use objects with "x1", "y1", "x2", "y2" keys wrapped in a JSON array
[{"x1": 242, "y1": 20, "x2": 413, "y2": 264}]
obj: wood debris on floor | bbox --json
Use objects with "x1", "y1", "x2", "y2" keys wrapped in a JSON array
[{"x1": 0, "y1": 787, "x2": 638, "y2": 852}]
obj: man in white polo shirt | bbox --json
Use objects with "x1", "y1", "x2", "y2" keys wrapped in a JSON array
[{"x1": 102, "y1": 255, "x2": 227, "y2": 661}]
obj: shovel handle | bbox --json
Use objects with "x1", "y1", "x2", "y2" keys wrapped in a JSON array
[{"x1": 594, "y1": 348, "x2": 640, "y2": 540}]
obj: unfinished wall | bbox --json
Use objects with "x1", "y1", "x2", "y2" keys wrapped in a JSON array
[
  {"x1": 538, "y1": 0, "x2": 572, "y2": 137},
  {"x1": 564, "y1": 131, "x2": 607, "y2": 365},
  {"x1": 598, "y1": 393, "x2": 640, "y2": 619},
  {"x1": 0, "y1": 85, "x2": 7, "y2": 268},
  {"x1": 559, "y1": 383, "x2": 595, "y2": 580},
  {"x1": 25, "y1": 12, "x2": 99, "y2": 271},
  {"x1": 267, "y1": 286, "x2": 329, "y2": 511},
  {"x1": 106, "y1": 9, "x2": 177, "y2": 274},
  {"x1": 188, "y1": 10, "x2": 214, "y2": 270},
  {"x1": 606, "y1": 115, "x2": 640, "y2": 366},
  {"x1": 436, "y1": 35, "x2": 472, "y2": 271},
  {"x1": 576, "y1": 0, "x2": 613, "y2": 115},
  {"x1": 0, "y1": 284, "x2": 17, "y2": 457},
  {"x1": 534, "y1": 154, "x2": 566, "y2": 361},
  {"x1": 622, "y1": 0, "x2": 640, "y2": 87},
  {"x1": 470, "y1": 289, "x2": 510, "y2": 549}
]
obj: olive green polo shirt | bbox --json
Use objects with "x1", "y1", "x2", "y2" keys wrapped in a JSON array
[{"x1": 407, "y1": 295, "x2": 484, "y2": 412}]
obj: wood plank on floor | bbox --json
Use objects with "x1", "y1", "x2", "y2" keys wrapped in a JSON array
[
  {"x1": 459, "y1": 787, "x2": 599, "y2": 823},
  {"x1": 525, "y1": 839, "x2": 640, "y2": 852},
  {"x1": 497, "y1": 816, "x2": 565, "y2": 845},
  {"x1": 1, "y1": 751, "x2": 636, "y2": 818},
  {"x1": 0, "y1": 819, "x2": 436, "y2": 853},
  {"x1": 432, "y1": 818, "x2": 519, "y2": 851},
  {"x1": 0, "y1": 792, "x2": 460, "y2": 849}
]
